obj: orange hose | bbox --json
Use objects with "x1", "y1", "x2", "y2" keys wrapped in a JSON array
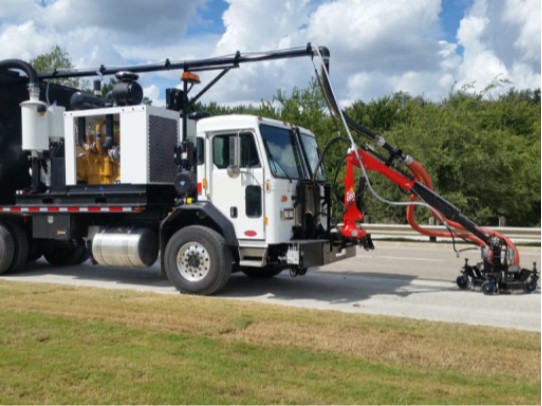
[
  {"x1": 405, "y1": 161, "x2": 485, "y2": 246},
  {"x1": 404, "y1": 160, "x2": 520, "y2": 265}
]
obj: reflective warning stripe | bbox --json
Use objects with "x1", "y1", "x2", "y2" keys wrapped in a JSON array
[{"x1": 0, "y1": 206, "x2": 140, "y2": 213}]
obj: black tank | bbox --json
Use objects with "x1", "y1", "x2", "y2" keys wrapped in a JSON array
[{"x1": 0, "y1": 72, "x2": 76, "y2": 204}]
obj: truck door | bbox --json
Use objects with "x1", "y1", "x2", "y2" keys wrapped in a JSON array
[{"x1": 208, "y1": 131, "x2": 265, "y2": 240}]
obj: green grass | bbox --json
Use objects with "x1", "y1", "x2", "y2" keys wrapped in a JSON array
[{"x1": 0, "y1": 280, "x2": 539, "y2": 404}]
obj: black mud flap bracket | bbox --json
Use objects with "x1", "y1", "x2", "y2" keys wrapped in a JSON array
[{"x1": 285, "y1": 240, "x2": 356, "y2": 269}]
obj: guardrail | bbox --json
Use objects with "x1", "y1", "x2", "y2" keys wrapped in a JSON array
[{"x1": 362, "y1": 224, "x2": 541, "y2": 244}]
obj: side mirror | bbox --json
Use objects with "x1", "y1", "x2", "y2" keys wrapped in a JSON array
[{"x1": 227, "y1": 134, "x2": 240, "y2": 178}]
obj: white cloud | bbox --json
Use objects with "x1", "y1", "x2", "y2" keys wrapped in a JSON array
[
  {"x1": 454, "y1": 0, "x2": 540, "y2": 93},
  {"x1": 44, "y1": 0, "x2": 203, "y2": 45},
  {"x1": 308, "y1": 0, "x2": 444, "y2": 71},
  {"x1": 304, "y1": 0, "x2": 467, "y2": 102},
  {"x1": 0, "y1": 0, "x2": 40, "y2": 21},
  {"x1": 502, "y1": 0, "x2": 540, "y2": 63},
  {"x1": 143, "y1": 84, "x2": 163, "y2": 106},
  {"x1": 320, "y1": 0, "x2": 540, "y2": 102},
  {"x1": 456, "y1": 5, "x2": 509, "y2": 89},
  {"x1": 198, "y1": 0, "x2": 315, "y2": 105},
  {"x1": 0, "y1": 0, "x2": 539, "y2": 106},
  {"x1": 347, "y1": 69, "x2": 454, "y2": 102},
  {"x1": 509, "y1": 61, "x2": 541, "y2": 89},
  {"x1": 0, "y1": 21, "x2": 56, "y2": 60},
  {"x1": 0, "y1": 0, "x2": 204, "y2": 64},
  {"x1": 217, "y1": 0, "x2": 310, "y2": 52}
]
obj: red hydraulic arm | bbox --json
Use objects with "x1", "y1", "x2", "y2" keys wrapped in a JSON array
[
  {"x1": 341, "y1": 147, "x2": 414, "y2": 239},
  {"x1": 340, "y1": 146, "x2": 520, "y2": 266}
]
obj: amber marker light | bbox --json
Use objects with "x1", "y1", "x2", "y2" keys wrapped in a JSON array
[{"x1": 181, "y1": 71, "x2": 201, "y2": 84}]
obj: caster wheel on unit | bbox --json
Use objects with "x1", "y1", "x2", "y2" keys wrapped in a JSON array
[
  {"x1": 456, "y1": 274, "x2": 469, "y2": 289},
  {"x1": 481, "y1": 280, "x2": 497, "y2": 295},
  {"x1": 524, "y1": 278, "x2": 538, "y2": 293}
]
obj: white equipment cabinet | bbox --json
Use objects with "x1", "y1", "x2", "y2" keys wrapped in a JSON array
[{"x1": 64, "y1": 105, "x2": 179, "y2": 186}]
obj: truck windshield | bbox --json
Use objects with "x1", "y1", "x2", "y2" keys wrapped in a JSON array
[
  {"x1": 299, "y1": 132, "x2": 326, "y2": 181},
  {"x1": 260, "y1": 124, "x2": 306, "y2": 179}
]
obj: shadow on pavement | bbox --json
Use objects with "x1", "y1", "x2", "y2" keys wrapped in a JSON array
[
  {"x1": 5, "y1": 259, "x2": 457, "y2": 306},
  {"x1": 220, "y1": 270, "x2": 456, "y2": 305}
]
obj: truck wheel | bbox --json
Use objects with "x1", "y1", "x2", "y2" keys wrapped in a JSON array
[
  {"x1": 0, "y1": 222, "x2": 15, "y2": 274},
  {"x1": 241, "y1": 267, "x2": 284, "y2": 279},
  {"x1": 164, "y1": 226, "x2": 232, "y2": 295},
  {"x1": 43, "y1": 239, "x2": 88, "y2": 266},
  {"x1": 5, "y1": 221, "x2": 29, "y2": 273}
]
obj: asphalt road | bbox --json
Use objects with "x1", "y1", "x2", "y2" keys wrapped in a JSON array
[{"x1": 1, "y1": 242, "x2": 540, "y2": 332}]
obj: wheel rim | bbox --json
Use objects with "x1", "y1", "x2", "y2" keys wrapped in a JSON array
[{"x1": 176, "y1": 242, "x2": 211, "y2": 282}]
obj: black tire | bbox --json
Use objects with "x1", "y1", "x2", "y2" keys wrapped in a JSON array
[
  {"x1": 456, "y1": 274, "x2": 469, "y2": 289},
  {"x1": 482, "y1": 280, "x2": 497, "y2": 295},
  {"x1": 5, "y1": 221, "x2": 29, "y2": 273},
  {"x1": 524, "y1": 276, "x2": 539, "y2": 293},
  {"x1": 43, "y1": 239, "x2": 88, "y2": 267},
  {"x1": 73, "y1": 240, "x2": 90, "y2": 265},
  {"x1": 0, "y1": 222, "x2": 15, "y2": 274},
  {"x1": 164, "y1": 226, "x2": 232, "y2": 295},
  {"x1": 241, "y1": 267, "x2": 284, "y2": 279}
]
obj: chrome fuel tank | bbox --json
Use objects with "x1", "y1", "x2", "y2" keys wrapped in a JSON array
[{"x1": 92, "y1": 227, "x2": 158, "y2": 268}]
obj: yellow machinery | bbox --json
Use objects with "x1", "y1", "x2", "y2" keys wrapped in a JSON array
[{"x1": 76, "y1": 120, "x2": 120, "y2": 185}]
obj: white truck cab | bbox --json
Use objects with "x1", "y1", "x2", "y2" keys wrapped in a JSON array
[{"x1": 191, "y1": 114, "x2": 334, "y2": 271}]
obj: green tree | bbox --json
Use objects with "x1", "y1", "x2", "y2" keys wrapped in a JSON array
[{"x1": 30, "y1": 45, "x2": 78, "y2": 88}]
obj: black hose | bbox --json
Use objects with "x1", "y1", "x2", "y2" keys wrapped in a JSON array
[
  {"x1": 311, "y1": 136, "x2": 350, "y2": 182},
  {"x1": 332, "y1": 153, "x2": 348, "y2": 205},
  {"x1": 0, "y1": 59, "x2": 39, "y2": 88},
  {"x1": 315, "y1": 65, "x2": 407, "y2": 160}
]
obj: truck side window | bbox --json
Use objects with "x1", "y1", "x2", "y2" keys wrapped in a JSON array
[
  {"x1": 246, "y1": 185, "x2": 262, "y2": 218},
  {"x1": 212, "y1": 132, "x2": 260, "y2": 169},
  {"x1": 196, "y1": 137, "x2": 204, "y2": 165},
  {"x1": 240, "y1": 133, "x2": 260, "y2": 167},
  {"x1": 213, "y1": 136, "x2": 228, "y2": 168}
]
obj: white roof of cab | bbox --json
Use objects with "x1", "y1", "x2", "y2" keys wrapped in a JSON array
[{"x1": 196, "y1": 114, "x2": 314, "y2": 136}]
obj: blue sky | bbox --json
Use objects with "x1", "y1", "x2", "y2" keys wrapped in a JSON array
[
  {"x1": 440, "y1": 0, "x2": 472, "y2": 42},
  {"x1": 0, "y1": 0, "x2": 539, "y2": 105}
]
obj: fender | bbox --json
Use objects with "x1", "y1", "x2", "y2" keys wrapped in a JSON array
[{"x1": 159, "y1": 202, "x2": 239, "y2": 272}]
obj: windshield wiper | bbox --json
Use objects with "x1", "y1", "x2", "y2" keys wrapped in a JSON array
[{"x1": 269, "y1": 157, "x2": 292, "y2": 182}]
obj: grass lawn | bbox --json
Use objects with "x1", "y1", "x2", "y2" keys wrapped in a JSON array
[{"x1": 0, "y1": 280, "x2": 539, "y2": 404}]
